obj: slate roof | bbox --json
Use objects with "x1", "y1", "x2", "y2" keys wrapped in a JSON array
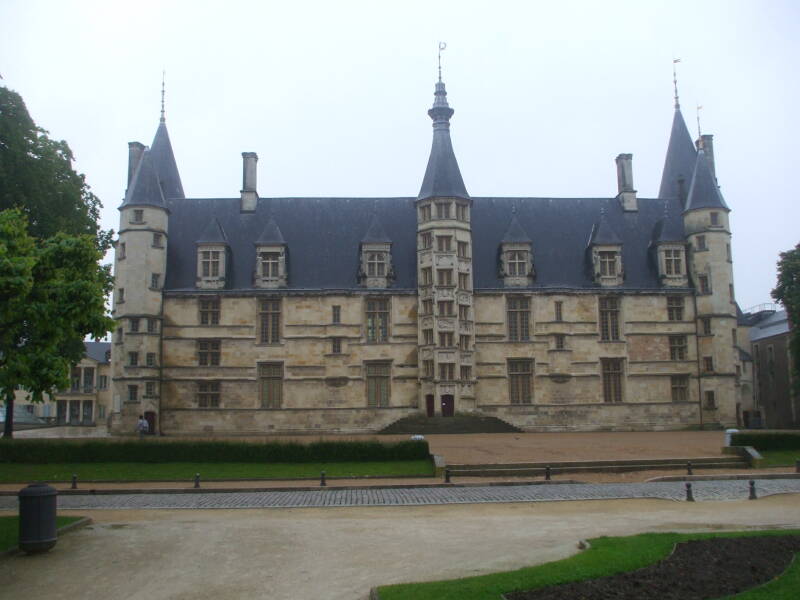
[
  {"x1": 651, "y1": 201, "x2": 685, "y2": 244},
  {"x1": 121, "y1": 150, "x2": 165, "y2": 208},
  {"x1": 196, "y1": 218, "x2": 228, "y2": 244},
  {"x1": 255, "y1": 216, "x2": 285, "y2": 245},
  {"x1": 749, "y1": 310, "x2": 790, "y2": 342},
  {"x1": 501, "y1": 214, "x2": 532, "y2": 243},
  {"x1": 658, "y1": 107, "x2": 697, "y2": 201},
  {"x1": 418, "y1": 81, "x2": 470, "y2": 201},
  {"x1": 684, "y1": 149, "x2": 729, "y2": 212},
  {"x1": 589, "y1": 211, "x2": 622, "y2": 245},
  {"x1": 84, "y1": 341, "x2": 111, "y2": 364},
  {"x1": 361, "y1": 213, "x2": 391, "y2": 243},
  {"x1": 149, "y1": 121, "x2": 185, "y2": 200},
  {"x1": 163, "y1": 196, "x2": 689, "y2": 292}
]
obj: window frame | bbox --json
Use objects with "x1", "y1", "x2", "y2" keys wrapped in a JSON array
[
  {"x1": 601, "y1": 358, "x2": 624, "y2": 403},
  {"x1": 671, "y1": 375, "x2": 689, "y2": 402},
  {"x1": 199, "y1": 297, "x2": 221, "y2": 326},
  {"x1": 667, "y1": 296, "x2": 684, "y2": 321},
  {"x1": 365, "y1": 297, "x2": 389, "y2": 343},
  {"x1": 508, "y1": 359, "x2": 533, "y2": 404},
  {"x1": 669, "y1": 335, "x2": 688, "y2": 360},
  {"x1": 259, "y1": 362, "x2": 283, "y2": 409},
  {"x1": 365, "y1": 361, "x2": 391, "y2": 407},
  {"x1": 198, "y1": 339, "x2": 221, "y2": 366},
  {"x1": 258, "y1": 298, "x2": 281, "y2": 345},
  {"x1": 197, "y1": 381, "x2": 220, "y2": 408},
  {"x1": 507, "y1": 296, "x2": 531, "y2": 342},
  {"x1": 599, "y1": 297, "x2": 620, "y2": 341}
]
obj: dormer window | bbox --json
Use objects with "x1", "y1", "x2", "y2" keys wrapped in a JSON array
[
  {"x1": 260, "y1": 252, "x2": 280, "y2": 278},
  {"x1": 508, "y1": 250, "x2": 529, "y2": 276},
  {"x1": 656, "y1": 244, "x2": 688, "y2": 287},
  {"x1": 367, "y1": 252, "x2": 386, "y2": 277},
  {"x1": 254, "y1": 247, "x2": 287, "y2": 288},
  {"x1": 196, "y1": 219, "x2": 229, "y2": 290},
  {"x1": 202, "y1": 251, "x2": 219, "y2": 277},
  {"x1": 254, "y1": 217, "x2": 288, "y2": 289},
  {"x1": 599, "y1": 251, "x2": 617, "y2": 276}
]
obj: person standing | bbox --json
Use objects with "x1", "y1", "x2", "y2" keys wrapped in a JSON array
[{"x1": 136, "y1": 415, "x2": 149, "y2": 438}]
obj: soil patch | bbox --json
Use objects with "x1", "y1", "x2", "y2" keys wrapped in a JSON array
[{"x1": 505, "y1": 535, "x2": 800, "y2": 600}]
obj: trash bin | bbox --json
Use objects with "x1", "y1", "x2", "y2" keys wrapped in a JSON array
[{"x1": 18, "y1": 483, "x2": 58, "y2": 554}]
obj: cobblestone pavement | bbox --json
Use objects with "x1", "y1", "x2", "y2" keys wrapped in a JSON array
[{"x1": 2, "y1": 479, "x2": 800, "y2": 510}]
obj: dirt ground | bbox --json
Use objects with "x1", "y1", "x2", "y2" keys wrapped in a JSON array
[{"x1": 2, "y1": 496, "x2": 799, "y2": 600}]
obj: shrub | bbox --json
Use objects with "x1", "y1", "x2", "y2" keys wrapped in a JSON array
[
  {"x1": 731, "y1": 432, "x2": 800, "y2": 451},
  {"x1": 0, "y1": 439, "x2": 430, "y2": 464}
]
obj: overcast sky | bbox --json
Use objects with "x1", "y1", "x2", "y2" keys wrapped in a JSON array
[{"x1": 1, "y1": 0, "x2": 798, "y2": 311}]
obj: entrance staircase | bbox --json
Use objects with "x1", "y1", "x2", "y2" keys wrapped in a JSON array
[
  {"x1": 379, "y1": 414, "x2": 522, "y2": 435},
  {"x1": 445, "y1": 456, "x2": 750, "y2": 477}
]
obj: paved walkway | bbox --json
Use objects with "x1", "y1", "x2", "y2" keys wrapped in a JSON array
[{"x1": 4, "y1": 478, "x2": 799, "y2": 510}]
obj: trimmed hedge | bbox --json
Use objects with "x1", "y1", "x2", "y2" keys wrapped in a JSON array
[
  {"x1": 731, "y1": 432, "x2": 800, "y2": 451},
  {"x1": 0, "y1": 439, "x2": 430, "y2": 464}
]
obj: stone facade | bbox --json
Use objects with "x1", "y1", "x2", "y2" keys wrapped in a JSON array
[{"x1": 108, "y1": 77, "x2": 744, "y2": 435}]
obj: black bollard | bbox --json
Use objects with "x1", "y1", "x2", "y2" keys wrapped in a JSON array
[
  {"x1": 545, "y1": 466, "x2": 552, "y2": 481},
  {"x1": 71, "y1": 474, "x2": 77, "y2": 490},
  {"x1": 749, "y1": 480, "x2": 757, "y2": 500},
  {"x1": 685, "y1": 482, "x2": 694, "y2": 502},
  {"x1": 687, "y1": 461, "x2": 693, "y2": 476},
  {"x1": 444, "y1": 468, "x2": 451, "y2": 483},
  {"x1": 194, "y1": 473, "x2": 200, "y2": 489},
  {"x1": 796, "y1": 459, "x2": 799, "y2": 474},
  {"x1": 320, "y1": 471, "x2": 326, "y2": 487}
]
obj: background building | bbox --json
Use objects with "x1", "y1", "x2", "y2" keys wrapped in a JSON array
[
  {"x1": 11, "y1": 341, "x2": 112, "y2": 427},
  {"x1": 110, "y1": 76, "x2": 741, "y2": 435}
]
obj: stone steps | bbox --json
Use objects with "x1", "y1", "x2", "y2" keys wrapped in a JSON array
[{"x1": 379, "y1": 415, "x2": 523, "y2": 435}]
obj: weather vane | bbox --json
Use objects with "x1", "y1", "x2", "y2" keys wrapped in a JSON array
[
  {"x1": 160, "y1": 70, "x2": 166, "y2": 122},
  {"x1": 672, "y1": 58, "x2": 681, "y2": 109},
  {"x1": 438, "y1": 41, "x2": 447, "y2": 82}
]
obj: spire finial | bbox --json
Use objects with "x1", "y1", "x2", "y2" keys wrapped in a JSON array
[
  {"x1": 672, "y1": 58, "x2": 681, "y2": 109},
  {"x1": 696, "y1": 104, "x2": 703, "y2": 138},
  {"x1": 160, "y1": 70, "x2": 166, "y2": 123},
  {"x1": 438, "y1": 41, "x2": 446, "y2": 82}
]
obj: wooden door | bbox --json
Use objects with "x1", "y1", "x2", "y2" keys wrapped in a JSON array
[
  {"x1": 425, "y1": 395, "x2": 435, "y2": 417},
  {"x1": 144, "y1": 411, "x2": 157, "y2": 435},
  {"x1": 441, "y1": 395, "x2": 454, "y2": 417}
]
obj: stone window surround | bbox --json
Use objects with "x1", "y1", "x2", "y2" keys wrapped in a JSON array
[
  {"x1": 500, "y1": 242, "x2": 534, "y2": 287},
  {"x1": 197, "y1": 381, "x2": 221, "y2": 408},
  {"x1": 197, "y1": 245, "x2": 227, "y2": 289},
  {"x1": 657, "y1": 244, "x2": 688, "y2": 286},
  {"x1": 508, "y1": 358, "x2": 533, "y2": 404},
  {"x1": 258, "y1": 298, "x2": 282, "y2": 345},
  {"x1": 255, "y1": 244, "x2": 288, "y2": 289},
  {"x1": 590, "y1": 244, "x2": 624, "y2": 287},
  {"x1": 360, "y1": 242, "x2": 393, "y2": 289},
  {"x1": 365, "y1": 360, "x2": 391, "y2": 407}
]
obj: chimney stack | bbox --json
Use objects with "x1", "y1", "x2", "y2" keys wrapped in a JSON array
[
  {"x1": 615, "y1": 153, "x2": 637, "y2": 211},
  {"x1": 241, "y1": 152, "x2": 258, "y2": 212},
  {"x1": 127, "y1": 142, "x2": 146, "y2": 188}
]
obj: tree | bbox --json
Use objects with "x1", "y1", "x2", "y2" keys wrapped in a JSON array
[
  {"x1": 772, "y1": 242, "x2": 800, "y2": 392},
  {"x1": 0, "y1": 86, "x2": 112, "y2": 251},
  {"x1": 1, "y1": 210, "x2": 114, "y2": 437}
]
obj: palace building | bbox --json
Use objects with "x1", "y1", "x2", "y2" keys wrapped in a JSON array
[{"x1": 109, "y1": 74, "x2": 742, "y2": 435}]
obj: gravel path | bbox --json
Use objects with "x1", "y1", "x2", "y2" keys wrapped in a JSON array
[{"x1": 3, "y1": 478, "x2": 799, "y2": 510}]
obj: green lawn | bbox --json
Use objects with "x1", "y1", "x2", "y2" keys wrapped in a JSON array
[
  {"x1": 0, "y1": 459, "x2": 434, "y2": 483},
  {"x1": 377, "y1": 529, "x2": 800, "y2": 600},
  {"x1": 758, "y1": 450, "x2": 800, "y2": 468},
  {"x1": 0, "y1": 516, "x2": 82, "y2": 552}
]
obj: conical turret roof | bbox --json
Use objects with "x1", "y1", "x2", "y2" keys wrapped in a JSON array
[
  {"x1": 361, "y1": 213, "x2": 391, "y2": 243},
  {"x1": 256, "y1": 216, "x2": 285, "y2": 245},
  {"x1": 651, "y1": 202, "x2": 685, "y2": 244},
  {"x1": 121, "y1": 150, "x2": 165, "y2": 208},
  {"x1": 418, "y1": 80, "x2": 469, "y2": 201},
  {"x1": 658, "y1": 108, "x2": 697, "y2": 200},
  {"x1": 684, "y1": 149, "x2": 729, "y2": 212},
  {"x1": 150, "y1": 121, "x2": 185, "y2": 200},
  {"x1": 196, "y1": 218, "x2": 228, "y2": 244},
  {"x1": 502, "y1": 213, "x2": 532, "y2": 243}
]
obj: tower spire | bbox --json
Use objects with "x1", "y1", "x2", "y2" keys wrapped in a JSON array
[
  {"x1": 160, "y1": 71, "x2": 166, "y2": 123},
  {"x1": 672, "y1": 58, "x2": 681, "y2": 109}
]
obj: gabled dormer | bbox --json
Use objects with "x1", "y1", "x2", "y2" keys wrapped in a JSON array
[
  {"x1": 650, "y1": 205, "x2": 688, "y2": 287},
  {"x1": 588, "y1": 210, "x2": 623, "y2": 287},
  {"x1": 196, "y1": 218, "x2": 229, "y2": 289},
  {"x1": 254, "y1": 216, "x2": 287, "y2": 289},
  {"x1": 499, "y1": 212, "x2": 534, "y2": 287},
  {"x1": 359, "y1": 213, "x2": 394, "y2": 289}
]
